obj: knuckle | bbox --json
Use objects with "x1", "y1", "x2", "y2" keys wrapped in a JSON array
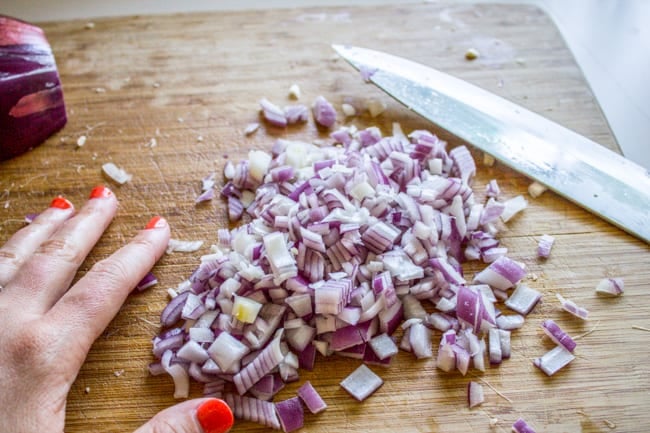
[
  {"x1": 36, "y1": 237, "x2": 85, "y2": 265},
  {"x1": 6, "y1": 323, "x2": 51, "y2": 366},
  {"x1": 0, "y1": 248, "x2": 23, "y2": 272},
  {"x1": 90, "y1": 257, "x2": 131, "y2": 286}
]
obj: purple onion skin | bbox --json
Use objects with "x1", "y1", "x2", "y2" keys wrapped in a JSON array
[{"x1": 1, "y1": 16, "x2": 67, "y2": 161}]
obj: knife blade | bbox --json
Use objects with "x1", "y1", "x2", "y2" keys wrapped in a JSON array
[{"x1": 333, "y1": 44, "x2": 650, "y2": 244}]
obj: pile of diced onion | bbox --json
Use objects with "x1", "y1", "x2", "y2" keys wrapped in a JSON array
[{"x1": 149, "y1": 95, "x2": 580, "y2": 432}]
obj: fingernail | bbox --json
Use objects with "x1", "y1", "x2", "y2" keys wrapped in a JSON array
[
  {"x1": 89, "y1": 185, "x2": 114, "y2": 199},
  {"x1": 197, "y1": 399, "x2": 234, "y2": 433},
  {"x1": 50, "y1": 195, "x2": 73, "y2": 210},
  {"x1": 145, "y1": 216, "x2": 167, "y2": 230}
]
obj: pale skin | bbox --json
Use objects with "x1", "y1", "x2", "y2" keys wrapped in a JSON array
[{"x1": 0, "y1": 187, "x2": 220, "y2": 433}]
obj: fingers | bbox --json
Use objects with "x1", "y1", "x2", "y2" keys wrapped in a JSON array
[
  {"x1": 47, "y1": 215, "x2": 170, "y2": 356},
  {"x1": 133, "y1": 398, "x2": 234, "y2": 433},
  {"x1": 0, "y1": 196, "x2": 75, "y2": 287},
  {"x1": 3, "y1": 185, "x2": 118, "y2": 312}
]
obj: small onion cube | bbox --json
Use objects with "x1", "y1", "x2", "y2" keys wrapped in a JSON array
[
  {"x1": 474, "y1": 256, "x2": 526, "y2": 290},
  {"x1": 259, "y1": 98, "x2": 287, "y2": 127},
  {"x1": 505, "y1": 284, "x2": 541, "y2": 315},
  {"x1": 533, "y1": 345, "x2": 575, "y2": 376},
  {"x1": 500, "y1": 195, "x2": 528, "y2": 222},
  {"x1": 541, "y1": 319, "x2": 576, "y2": 352},
  {"x1": 595, "y1": 277, "x2": 624, "y2": 297},
  {"x1": 312, "y1": 95, "x2": 337, "y2": 128},
  {"x1": 275, "y1": 396, "x2": 304, "y2": 433},
  {"x1": 369, "y1": 333, "x2": 398, "y2": 360},
  {"x1": 208, "y1": 332, "x2": 250, "y2": 371},
  {"x1": 225, "y1": 394, "x2": 281, "y2": 430},
  {"x1": 297, "y1": 381, "x2": 328, "y2": 414},
  {"x1": 135, "y1": 271, "x2": 158, "y2": 292},
  {"x1": 340, "y1": 364, "x2": 383, "y2": 401},
  {"x1": 166, "y1": 239, "x2": 203, "y2": 253},
  {"x1": 467, "y1": 381, "x2": 484, "y2": 408},
  {"x1": 512, "y1": 418, "x2": 537, "y2": 433},
  {"x1": 488, "y1": 328, "x2": 502, "y2": 365},
  {"x1": 102, "y1": 162, "x2": 132, "y2": 185},
  {"x1": 232, "y1": 295, "x2": 263, "y2": 323},
  {"x1": 537, "y1": 234, "x2": 555, "y2": 258},
  {"x1": 556, "y1": 294, "x2": 589, "y2": 320},
  {"x1": 496, "y1": 314, "x2": 525, "y2": 330}
]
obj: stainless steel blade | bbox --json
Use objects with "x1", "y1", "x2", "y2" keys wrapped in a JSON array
[{"x1": 333, "y1": 44, "x2": 650, "y2": 244}]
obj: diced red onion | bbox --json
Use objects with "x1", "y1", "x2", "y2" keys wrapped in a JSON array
[
  {"x1": 233, "y1": 334, "x2": 286, "y2": 395},
  {"x1": 135, "y1": 271, "x2": 158, "y2": 292},
  {"x1": 500, "y1": 195, "x2": 527, "y2": 222},
  {"x1": 556, "y1": 294, "x2": 589, "y2": 320},
  {"x1": 312, "y1": 95, "x2": 337, "y2": 128},
  {"x1": 224, "y1": 394, "x2": 281, "y2": 429},
  {"x1": 496, "y1": 314, "x2": 525, "y2": 330},
  {"x1": 541, "y1": 319, "x2": 576, "y2": 352},
  {"x1": 275, "y1": 396, "x2": 304, "y2": 433},
  {"x1": 467, "y1": 381, "x2": 484, "y2": 408},
  {"x1": 260, "y1": 98, "x2": 288, "y2": 127},
  {"x1": 533, "y1": 345, "x2": 575, "y2": 376},
  {"x1": 297, "y1": 381, "x2": 328, "y2": 414},
  {"x1": 595, "y1": 277, "x2": 624, "y2": 296},
  {"x1": 368, "y1": 333, "x2": 398, "y2": 360},
  {"x1": 505, "y1": 284, "x2": 541, "y2": 315},
  {"x1": 474, "y1": 256, "x2": 526, "y2": 290},
  {"x1": 102, "y1": 162, "x2": 132, "y2": 185},
  {"x1": 512, "y1": 418, "x2": 537, "y2": 433},
  {"x1": 340, "y1": 364, "x2": 383, "y2": 401},
  {"x1": 488, "y1": 328, "x2": 502, "y2": 365},
  {"x1": 537, "y1": 234, "x2": 554, "y2": 258}
]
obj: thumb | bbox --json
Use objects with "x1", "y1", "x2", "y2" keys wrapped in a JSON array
[{"x1": 134, "y1": 398, "x2": 234, "y2": 433}]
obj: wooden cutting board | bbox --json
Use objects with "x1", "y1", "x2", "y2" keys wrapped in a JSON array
[{"x1": 1, "y1": 3, "x2": 648, "y2": 432}]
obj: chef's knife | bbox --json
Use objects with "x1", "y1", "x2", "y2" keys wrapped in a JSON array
[{"x1": 333, "y1": 44, "x2": 650, "y2": 244}]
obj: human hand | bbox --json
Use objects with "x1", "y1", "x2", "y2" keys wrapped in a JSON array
[{"x1": 0, "y1": 186, "x2": 233, "y2": 433}]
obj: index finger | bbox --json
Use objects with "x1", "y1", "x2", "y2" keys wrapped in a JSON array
[{"x1": 47, "y1": 216, "x2": 170, "y2": 359}]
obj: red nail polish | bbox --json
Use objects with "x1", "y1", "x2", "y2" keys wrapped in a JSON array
[
  {"x1": 145, "y1": 216, "x2": 167, "y2": 230},
  {"x1": 50, "y1": 196, "x2": 73, "y2": 210},
  {"x1": 89, "y1": 185, "x2": 114, "y2": 199},
  {"x1": 197, "y1": 399, "x2": 234, "y2": 433}
]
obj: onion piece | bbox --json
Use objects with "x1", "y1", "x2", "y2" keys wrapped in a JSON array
[
  {"x1": 0, "y1": 16, "x2": 67, "y2": 161},
  {"x1": 533, "y1": 345, "x2": 575, "y2": 376},
  {"x1": 500, "y1": 195, "x2": 527, "y2": 222},
  {"x1": 505, "y1": 284, "x2": 541, "y2": 315},
  {"x1": 496, "y1": 314, "x2": 525, "y2": 330},
  {"x1": 541, "y1": 319, "x2": 576, "y2": 352},
  {"x1": 556, "y1": 294, "x2": 589, "y2": 320},
  {"x1": 260, "y1": 98, "x2": 287, "y2": 127},
  {"x1": 135, "y1": 271, "x2": 158, "y2": 292},
  {"x1": 233, "y1": 334, "x2": 286, "y2": 395},
  {"x1": 595, "y1": 277, "x2": 624, "y2": 297},
  {"x1": 474, "y1": 256, "x2": 526, "y2": 290},
  {"x1": 166, "y1": 239, "x2": 204, "y2": 253},
  {"x1": 297, "y1": 381, "x2": 328, "y2": 414},
  {"x1": 102, "y1": 162, "x2": 132, "y2": 185},
  {"x1": 512, "y1": 418, "x2": 537, "y2": 433},
  {"x1": 537, "y1": 234, "x2": 554, "y2": 258},
  {"x1": 467, "y1": 381, "x2": 484, "y2": 408},
  {"x1": 275, "y1": 397, "x2": 304, "y2": 433},
  {"x1": 225, "y1": 394, "x2": 281, "y2": 429},
  {"x1": 312, "y1": 95, "x2": 337, "y2": 128},
  {"x1": 340, "y1": 364, "x2": 383, "y2": 401},
  {"x1": 369, "y1": 333, "x2": 398, "y2": 360}
]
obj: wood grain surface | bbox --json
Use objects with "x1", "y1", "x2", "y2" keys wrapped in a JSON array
[{"x1": 1, "y1": 3, "x2": 648, "y2": 433}]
